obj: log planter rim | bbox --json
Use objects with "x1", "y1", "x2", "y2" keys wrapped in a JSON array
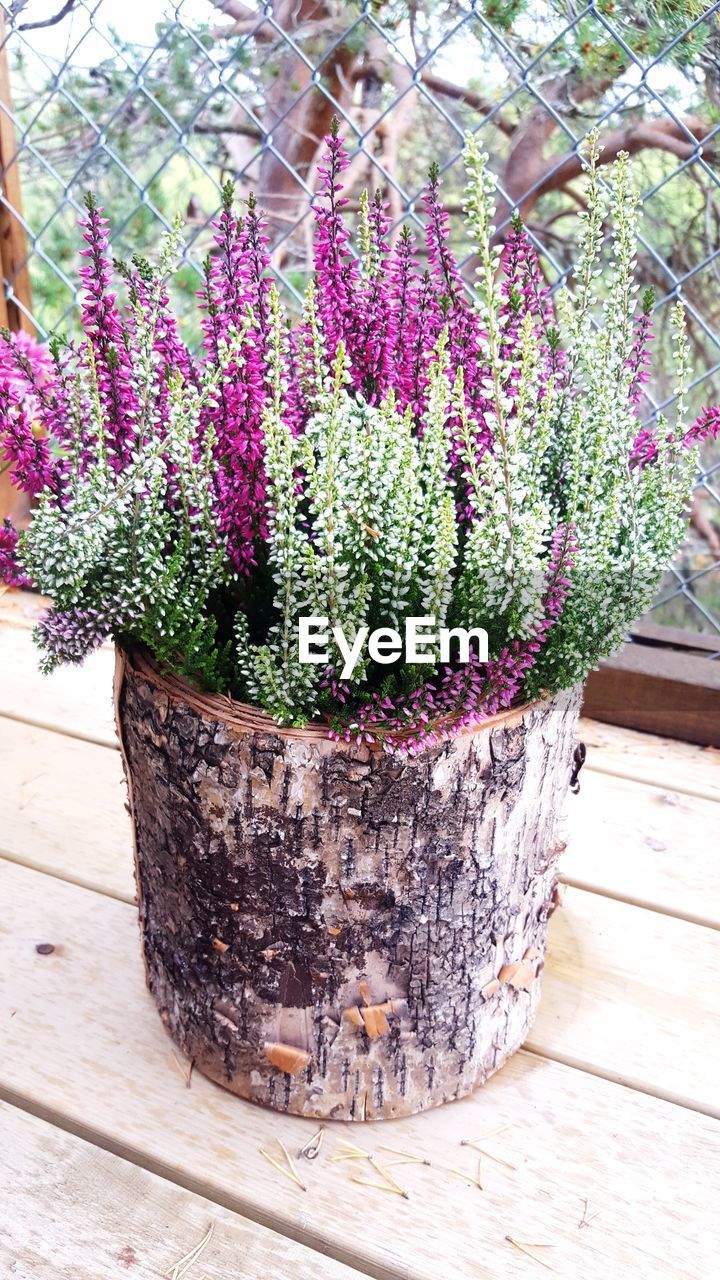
[{"x1": 114, "y1": 642, "x2": 545, "y2": 751}]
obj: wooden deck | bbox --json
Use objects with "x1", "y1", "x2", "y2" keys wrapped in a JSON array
[{"x1": 1, "y1": 588, "x2": 718, "y2": 1280}]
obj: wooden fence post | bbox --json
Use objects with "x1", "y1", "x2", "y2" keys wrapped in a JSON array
[
  {"x1": 0, "y1": 9, "x2": 33, "y2": 335},
  {"x1": 0, "y1": 9, "x2": 34, "y2": 524}
]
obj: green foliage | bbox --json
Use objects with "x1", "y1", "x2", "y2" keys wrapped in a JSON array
[{"x1": 20, "y1": 231, "x2": 233, "y2": 688}]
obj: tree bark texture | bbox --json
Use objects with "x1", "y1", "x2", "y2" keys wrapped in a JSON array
[{"x1": 115, "y1": 648, "x2": 582, "y2": 1121}]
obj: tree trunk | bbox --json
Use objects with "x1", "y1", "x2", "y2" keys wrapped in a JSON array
[
  {"x1": 114, "y1": 647, "x2": 582, "y2": 1121},
  {"x1": 257, "y1": 0, "x2": 356, "y2": 259}
]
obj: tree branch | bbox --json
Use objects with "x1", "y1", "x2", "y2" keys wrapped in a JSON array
[
  {"x1": 418, "y1": 71, "x2": 515, "y2": 138},
  {"x1": 256, "y1": 0, "x2": 357, "y2": 257},
  {"x1": 208, "y1": 0, "x2": 273, "y2": 42},
  {"x1": 531, "y1": 117, "x2": 714, "y2": 208},
  {"x1": 17, "y1": 0, "x2": 78, "y2": 32},
  {"x1": 194, "y1": 120, "x2": 262, "y2": 139}
]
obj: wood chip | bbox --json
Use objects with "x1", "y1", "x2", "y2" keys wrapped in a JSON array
[
  {"x1": 498, "y1": 960, "x2": 535, "y2": 990},
  {"x1": 361, "y1": 1005, "x2": 390, "y2": 1038},
  {"x1": 263, "y1": 1041, "x2": 311, "y2": 1075},
  {"x1": 345, "y1": 1000, "x2": 393, "y2": 1036},
  {"x1": 343, "y1": 1005, "x2": 365, "y2": 1028}
]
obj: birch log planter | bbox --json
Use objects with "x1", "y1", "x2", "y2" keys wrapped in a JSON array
[{"x1": 114, "y1": 647, "x2": 582, "y2": 1121}]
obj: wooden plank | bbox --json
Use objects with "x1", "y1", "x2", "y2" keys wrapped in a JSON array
[
  {"x1": 0, "y1": 1102, "x2": 364, "y2": 1280},
  {"x1": 579, "y1": 716, "x2": 720, "y2": 801},
  {"x1": 0, "y1": 624, "x2": 117, "y2": 748},
  {"x1": 630, "y1": 619, "x2": 720, "y2": 654},
  {"x1": 0, "y1": 587, "x2": 51, "y2": 626},
  {"x1": 562, "y1": 770, "x2": 720, "y2": 928},
  {"x1": 527, "y1": 886, "x2": 720, "y2": 1115},
  {"x1": 583, "y1": 642, "x2": 720, "y2": 748},
  {"x1": 0, "y1": 717, "x2": 134, "y2": 901},
  {"x1": 0, "y1": 860, "x2": 718, "y2": 1280}
]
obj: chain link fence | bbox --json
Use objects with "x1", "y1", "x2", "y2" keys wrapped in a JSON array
[{"x1": 1, "y1": 0, "x2": 719, "y2": 638}]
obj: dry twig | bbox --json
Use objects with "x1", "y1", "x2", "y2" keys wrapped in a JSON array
[
  {"x1": 259, "y1": 1141, "x2": 307, "y2": 1192},
  {"x1": 578, "y1": 1197, "x2": 601, "y2": 1229},
  {"x1": 378, "y1": 1143, "x2": 431, "y2": 1166},
  {"x1": 170, "y1": 1051, "x2": 193, "y2": 1089},
  {"x1": 165, "y1": 1223, "x2": 214, "y2": 1279},
  {"x1": 461, "y1": 1128, "x2": 516, "y2": 1170},
  {"x1": 505, "y1": 1236, "x2": 554, "y2": 1271}
]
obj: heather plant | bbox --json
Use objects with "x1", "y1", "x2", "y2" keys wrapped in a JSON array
[{"x1": 1, "y1": 125, "x2": 718, "y2": 755}]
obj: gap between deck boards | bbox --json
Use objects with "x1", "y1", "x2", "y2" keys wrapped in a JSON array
[
  {"x1": 0, "y1": 1101, "x2": 366, "y2": 1280},
  {"x1": 557, "y1": 877, "x2": 720, "y2": 933},
  {"x1": 520, "y1": 1047, "x2": 720, "y2": 1122}
]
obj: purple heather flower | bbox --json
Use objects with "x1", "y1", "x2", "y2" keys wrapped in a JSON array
[
  {"x1": 35, "y1": 598, "x2": 142, "y2": 670},
  {"x1": 0, "y1": 330, "x2": 53, "y2": 403},
  {"x1": 354, "y1": 190, "x2": 396, "y2": 404},
  {"x1": 626, "y1": 302, "x2": 654, "y2": 411},
  {"x1": 387, "y1": 225, "x2": 421, "y2": 411},
  {"x1": 631, "y1": 402, "x2": 720, "y2": 469},
  {"x1": 0, "y1": 519, "x2": 32, "y2": 588},
  {"x1": 331, "y1": 523, "x2": 576, "y2": 756},
  {"x1": 200, "y1": 184, "x2": 271, "y2": 572},
  {"x1": 313, "y1": 123, "x2": 360, "y2": 369},
  {"x1": 0, "y1": 386, "x2": 56, "y2": 496},
  {"x1": 79, "y1": 194, "x2": 140, "y2": 469}
]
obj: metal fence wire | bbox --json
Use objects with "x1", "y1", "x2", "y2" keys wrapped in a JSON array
[{"x1": 1, "y1": 0, "x2": 719, "y2": 637}]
